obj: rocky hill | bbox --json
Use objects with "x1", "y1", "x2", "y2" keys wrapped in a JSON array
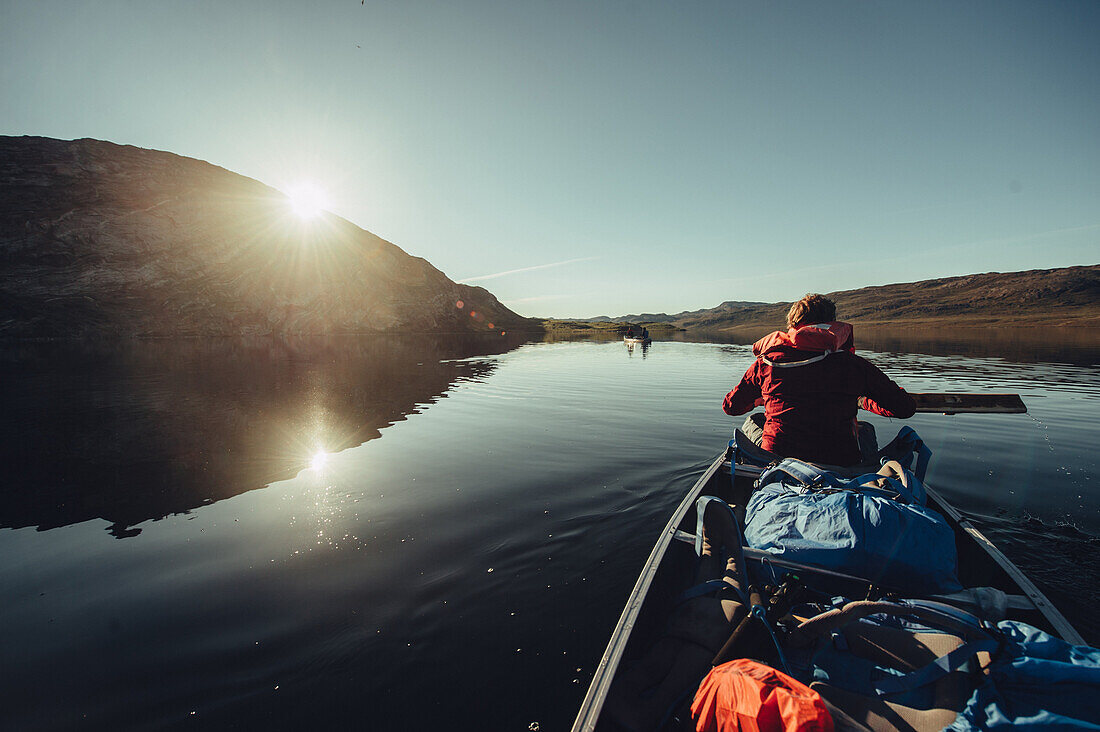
[
  {"x1": 0, "y1": 136, "x2": 538, "y2": 338},
  {"x1": 594, "y1": 266, "x2": 1098, "y2": 332}
]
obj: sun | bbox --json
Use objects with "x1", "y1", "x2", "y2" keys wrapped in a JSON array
[{"x1": 285, "y1": 181, "x2": 329, "y2": 219}]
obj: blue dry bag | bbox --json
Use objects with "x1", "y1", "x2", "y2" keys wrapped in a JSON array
[{"x1": 744, "y1": 458, "x2": 962, "y2": 595}]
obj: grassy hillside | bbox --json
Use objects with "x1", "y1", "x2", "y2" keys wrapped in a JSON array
[
  {"x1": 541, "y1": 320, "x2": 681, "y2": 336},
  {"x1": 673, "y1": 265, "x2": 1100, "y2": 334}
]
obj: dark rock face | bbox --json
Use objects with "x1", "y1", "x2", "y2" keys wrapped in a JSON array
[{"x1": 0, "y1": 136, "x2": 537, "y2": 337}]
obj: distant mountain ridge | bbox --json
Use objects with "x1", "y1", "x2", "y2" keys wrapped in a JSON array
[
  {"x1": 583, "y1": 267, "x2": 1099, "y2": 331},
  {"x1": 0, "y1": 136, "x2": 538, "y2": 338},
  {"x1": 583, "y1": 301, "x2": 767, "y2": 324}
]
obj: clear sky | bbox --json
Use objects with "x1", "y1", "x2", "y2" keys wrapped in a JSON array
[{"x1": 2, "y1": 1, "x2": 1098, "y2": 318}]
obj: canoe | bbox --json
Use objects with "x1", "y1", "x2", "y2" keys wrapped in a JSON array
[
  {"x1": 624, "y1": 337, "x2": 652, "y2": 345},
  {"x1": 572, "y1": 433, "x2": 1087, "y2": 732}
]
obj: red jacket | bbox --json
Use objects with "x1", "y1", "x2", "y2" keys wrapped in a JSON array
[{"x1": 722, "y1": 322, "x2": 916, "y2": 466}]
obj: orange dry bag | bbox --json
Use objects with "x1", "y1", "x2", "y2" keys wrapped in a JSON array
[{"x1": 691, "y1": 659, "x2": 833, "y2": 732}]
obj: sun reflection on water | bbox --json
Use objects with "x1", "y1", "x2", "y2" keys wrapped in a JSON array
[{"x1": 272, "y1": 446, "x2": 370, "y2": 555}]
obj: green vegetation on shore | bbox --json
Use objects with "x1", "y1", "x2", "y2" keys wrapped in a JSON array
[{"x1": 541, "y1": 320, "x2": 683, "y2": 335}]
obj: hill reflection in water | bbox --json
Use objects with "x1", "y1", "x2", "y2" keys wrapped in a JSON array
[{"x1": 0, "y1": 333, "x2": 529, "y2": 537}]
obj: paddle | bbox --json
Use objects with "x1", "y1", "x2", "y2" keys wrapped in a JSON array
[{"x1": 911, "y1": 393, "x2": 1026, "y2": 415}]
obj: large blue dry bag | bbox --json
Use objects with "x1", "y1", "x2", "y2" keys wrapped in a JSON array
[{"x1": 744, "y1": 458, "x2": 962, "y2": 595}]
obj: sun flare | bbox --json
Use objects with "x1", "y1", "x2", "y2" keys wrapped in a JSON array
[{"x1": 285, "y1": 181, "x2": 329, "y2": 219}]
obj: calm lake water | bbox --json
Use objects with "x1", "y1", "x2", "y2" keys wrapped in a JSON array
[{"x1": 1, "y1": 331, "x2": 1098, "y2": 730}]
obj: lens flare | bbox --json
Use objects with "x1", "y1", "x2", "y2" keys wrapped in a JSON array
[{"x1": 310, "y1": 450, "x2": 328, "y2": 472}]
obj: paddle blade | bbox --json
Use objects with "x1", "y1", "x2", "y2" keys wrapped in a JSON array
[{"x1": 912, "y1": 393, "x2": 1027, "y2": 414}]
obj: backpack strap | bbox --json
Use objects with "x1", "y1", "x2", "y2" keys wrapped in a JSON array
[
  {"x1": 791, "y1": 599, "x2": 1003, "y2": 697},
  {"x1": 871, "y1": 638, "x2": 1002, "y2": 695},
  {"x1": 842, "y1": 472, "x2": 914, "y2": 503},
  {"x1": 787, "y1": 600, "x2": 991, "y2": 647},
  {"x1": 759, "y1": 460, "x2": 918, "y2": 503},
  {"x1": 686, "y1": 496, "x2": 749, "y2": 606},
  {"x1": 757, "y1": 459, "x2": 847, "y2": 491}
]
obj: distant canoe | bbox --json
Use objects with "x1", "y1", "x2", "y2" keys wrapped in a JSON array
[{"x1": 623, "y1": 336, "x2": 651, "y2": 345}]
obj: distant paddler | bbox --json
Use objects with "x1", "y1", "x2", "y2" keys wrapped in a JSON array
[{"x1": 623, "y1": 324, "x2": 651, "y2": 342}]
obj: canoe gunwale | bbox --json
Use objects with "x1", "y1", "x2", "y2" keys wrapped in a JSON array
[
  {"x1": 925, "y1": 483, "x2": 1086, "y2": 646},
  {"x1": 570, "y1": 445, "x2": 731, "y2": 732}
]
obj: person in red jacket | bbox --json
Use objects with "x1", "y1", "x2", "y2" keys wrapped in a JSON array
[{"x1": 722, "y1": 293, "x2": 915, "y2": 466}]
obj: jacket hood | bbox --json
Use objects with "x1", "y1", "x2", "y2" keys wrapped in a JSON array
[{"x1": 752, "y1": 321, "x2": 855, "y2": 363}]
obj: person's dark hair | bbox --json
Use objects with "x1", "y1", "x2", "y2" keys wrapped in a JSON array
[{"x1": 786, "y1": 293, "x2": 836, "y2": 329}]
